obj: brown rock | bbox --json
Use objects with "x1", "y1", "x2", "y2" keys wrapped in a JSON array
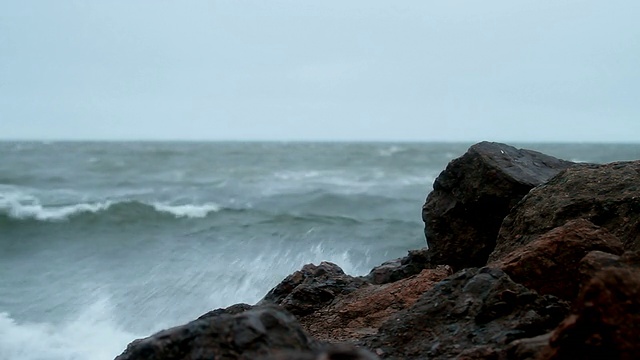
[
  {"x1": 491, "y1": 161, "x2": 640, "y2": 262},
  {"x1": 423, "y1": 141, "x2": 573, "y2": 270},
  {"x1": 362, "y1": 267, "x2": 569, "y2": 359},
  {"x1": 542, "y1": 267, "x2": 640, "y2": 360},
  {"x1": 578, "y1": 250, "x2": 622, "y2": 284},
  {"x1": 301, "y1": 266, "x2": 452, "y2": 343},
  {"x1": 492, "y1": 219, "x2": 623, "y2": 301}
]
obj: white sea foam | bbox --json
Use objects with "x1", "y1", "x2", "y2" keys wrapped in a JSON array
[
  {"x1": 151, "y1": 202, "x2": 222, "y2": 218},
  {"x1": 0, "y1": 299, "x2": 139, "y2": 360},
  {"x1": 0, "y1": 192, "x2": 112, "y2": 221}
]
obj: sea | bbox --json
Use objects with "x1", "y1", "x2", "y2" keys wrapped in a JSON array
[{"x1": 1, "y1": 141, "x2": 639, "y2": 360}]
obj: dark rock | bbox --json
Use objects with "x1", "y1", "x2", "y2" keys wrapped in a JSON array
[
  {"x1": 115, "y1": 304, "x2": 313, "y2": 360},
  {"x1": 362, "y1": 267, "x2": 569, "y2": 359},
  {"x1": 197, "y1": 302, "x2": 252, "y2": 320},
  {"x1": 542, "y1": 267, "x2": 640, "y2": 360},
  {"x1": 491, "y1": 161, "x2": 640, "y2": 262},
  {"x1": 491, "y1": 219, "x2": 623, "y2": 301},
  {"x1": 263, "y1": 344, "x2": 379, "y2": 360},
  {"x1": 259, "y1": 262, "x2": 368, "y2": 316},
  {"x1": 422, "y1": 141, "x2": 573, "y2": 270},
  {"x1": 504, "y1": 333, "x2": 552, "y2": 360},
  {"x1": 364, "y1": 248, "x2": 432, "y2": 285}
]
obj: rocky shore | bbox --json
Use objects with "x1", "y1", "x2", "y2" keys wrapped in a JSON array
[{"x1": 115, "y1": 142, "x2": 640, "y2": 360}]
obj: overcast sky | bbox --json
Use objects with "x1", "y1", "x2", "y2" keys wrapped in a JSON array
[{"x1": 1, "y1": 1, "x2": 639, "y2": 142}]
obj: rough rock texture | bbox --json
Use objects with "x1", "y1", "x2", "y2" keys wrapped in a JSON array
[
  {"x1": 422, "y1": 141, "x2": 573, "y2": 270},
  {"x1": 491, "y1": 219, "x2": 624, "y2": 301},
  {"x1": 259, "y1": 262, "x2": 367, "y2": 316},
  {"x1": 115, "y1": 305, "x2": 313, "y2": 360},
  {"x1": 491, "y1": 161, "x2": 640, "y2": 262},
  {"x1": 301, "y1": 266, "x2": 452, "y2": 343},
  {"x1": 264, "y1": 344, "x2": 379, "y2": 360},
  {"x1": 364, "y1": 248, "x2": 431, "y2": 285},
  {"x1": 541, "y1": 267, "x2": 640, "y2": 360},
  {"x1": 362, "y1": 267, "x2": 569, "y2": 359},
  {"x1": 504, "y1": 333, "x2": 552, "y2": 360},
  {"x1": 579, "y1": 250, "x2": 640, "y2": 284}
]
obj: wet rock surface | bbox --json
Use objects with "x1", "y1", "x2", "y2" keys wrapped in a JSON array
[
  {"x1": 362, "y1": 267, "x2": 569, "y2": 359},
  {"x1": 492, "y1": 160, "x2": 640, "y2": 262},
  {"x1": 115, "y1": 305, "x2": 313, "y2": 360},
  {"x1": 422, "y1": 141, "x2": 573, "y2": 270}
]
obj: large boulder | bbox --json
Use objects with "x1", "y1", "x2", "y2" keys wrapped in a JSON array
[
  {"x1": 362, "y1": 267, "x2": 569, "y2": 359},
  {"x1": 491, "y1": 219, "x2": 624, "y2": 301},
  {"x1": 491, "y1": 161, "x2": 640, "y2": 262},
  {"x1": 259, "y1": 262, "x2": 368, "y2": 316},
  {"x1": 423, "y1": 141, "x2": 573, "y2": 270},
  {"x1": 541, "y1": 267, "x2": 640, "y2": 360},
  {"x1": 115, "y1": 304, "x2": 313, "y2": 360}
]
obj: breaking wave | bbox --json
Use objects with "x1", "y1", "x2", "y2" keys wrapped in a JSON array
[{"x1": 0, "y1": 197, "x2": 223, "y2": 222}]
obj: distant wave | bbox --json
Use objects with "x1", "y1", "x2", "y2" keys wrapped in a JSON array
[{"x1": 0, "y1": 198, "x2": 223, "y2": 222}]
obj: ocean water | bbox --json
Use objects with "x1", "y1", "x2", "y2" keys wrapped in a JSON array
[{"x1": 1, "y1": 141, "x2": 639, "y2": 360}]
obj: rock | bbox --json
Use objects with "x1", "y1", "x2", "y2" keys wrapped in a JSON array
[
  {"x1": 364, "y1": 248, "x2": 432, "y2": 285},
  {"x1": 541, "y1": 267, "x2": 640, "y2": 360},
  {"x1": 491, "y1": 219, "x2": 624, "y2": 301},
  {"x1": 579, "y1": 250, "x2": 640, "y2": 285},
  {"x1": 422, "y1": 141, "x2": 573, "y2": 270},
  {"x1": 362, "y1": 267, "x2": 569, "y2": 359},
  {"x1": 197, "y1": 302, "x2": 252, "y2": 319},
  {"x1": 264, "y1": 344, "x2": 379, "y2": 360},
  {"x1": 504, "y1": 333, "x2": 552, "y2": 360},
  {"x1": 115, "y1": 304, "x2": 313, "y2": 360},
  {"x1": 259, "y1": 262, "x2": 368, "y2": 316},
  {"x1": 301, "y1": 266, "x2": 452, "y2": 343},
  {"x1": 578, "y1": 251, "x2": 622, "y2": 284},
  {"x1": 491, "y1": 161, "x2": 640, "y2": 262}
]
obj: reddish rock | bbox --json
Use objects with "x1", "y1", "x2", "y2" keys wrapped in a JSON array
[
  {"x1": 491, "y1": 161, "x2": 640, "y2": 262},
  {"x1": 491, "y1": 219, "x2": 623, "y2": 301},
  {"x1": 542, "y1": 267, "x2": 640, "y2": 360},
  {"x1": 422, "y1": 141, "x2": 573, "y2": 270},
  {"x1": 362, "y1": 267, "x2": 569, "y2": 360},
  {"x1": 301, "y1": 266, "x2": 452, "y2": 343},
  {"x1": 259, "y1": 262, "x2": 367, "y2": 316}
]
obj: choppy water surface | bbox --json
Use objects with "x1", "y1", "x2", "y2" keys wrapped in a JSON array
[{"x1": 1, "y1": 141, "x2": 639, "y2": 359}]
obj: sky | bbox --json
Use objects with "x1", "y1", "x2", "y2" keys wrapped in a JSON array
[{"x1": 1, "y1": 1, "x2": 639, "y2": 142}]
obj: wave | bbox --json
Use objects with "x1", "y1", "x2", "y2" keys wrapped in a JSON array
[
  {"x1": 0, "y1": 298, "x2": 138, "y2": 360},
  {"x1": 0, "y1": 197, "x2": 223, "y2": 223}
]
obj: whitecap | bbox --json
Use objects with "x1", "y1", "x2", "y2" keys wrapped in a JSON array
[
  {"x1": 151, "y1": 202, "x2": 222, "y2": 218},
  {"x1": 0, "y1": 194, "x2": 112, "y2": 221},
  {"x1": 0, "y1": 299, "x2": 139, "y2": 360}
]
